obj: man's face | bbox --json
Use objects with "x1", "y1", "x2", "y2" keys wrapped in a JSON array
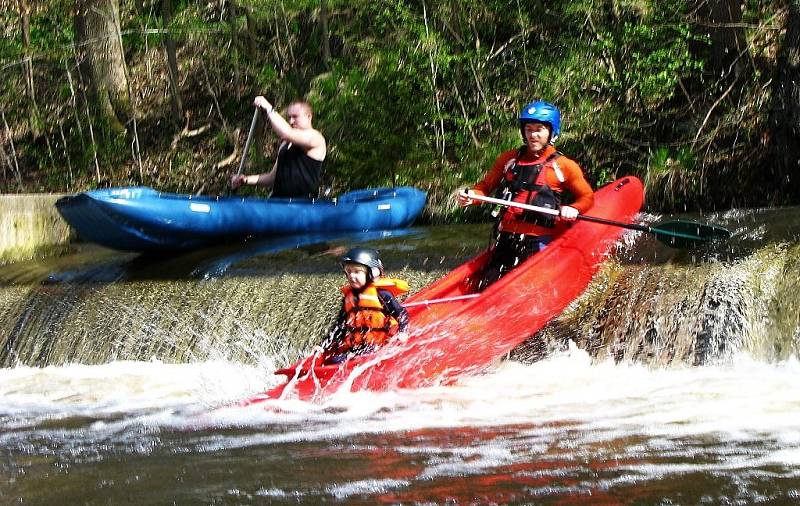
[
  {"x1": 344, "y1": 263, "x2": 369, "y2": 289},
  {"x1": 287, "y1": 104, "x2": 312, "y2": 129},
  {"x1": 523, "y1": 121, "x2": 551, "y2": 153}
]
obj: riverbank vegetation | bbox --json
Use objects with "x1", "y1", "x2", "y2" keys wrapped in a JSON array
[{"x1": 2, "y1": 1, "x2": 799, "y2": 220}]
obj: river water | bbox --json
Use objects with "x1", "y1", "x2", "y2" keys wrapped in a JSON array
[{"x1": 2, "y1": 213, "x2": 800, "y2": 504}]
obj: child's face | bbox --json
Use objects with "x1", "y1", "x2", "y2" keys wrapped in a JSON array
[{"x1": 344, "y1": 263, "x2": 369, "y2": 289}]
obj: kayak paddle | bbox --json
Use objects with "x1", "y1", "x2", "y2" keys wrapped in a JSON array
[
  {"x1": 238, "y1": 107, "x2": 260, "y2": 176},
  {"x1": 230, "y1": 107, "x2": 260, "y2": 194},
  {"x1": 459, "y1": 190, "x2": 731, "y2": 248}
]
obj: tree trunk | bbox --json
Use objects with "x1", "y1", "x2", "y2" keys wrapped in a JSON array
[
  {"x1": 19, "y1": 1, "x2": 33, "y2": 99},
  {"x1": 320, "y1": 0, "x2": 331, "y2": 69},
  {"x1": 244, "y1": 8, "x2": 257, "y2": 56},
  {"x1": 18, "y1": 0, "x2": 41, "y2": 138},
  {"x1": 161, "y1": 0, "x2": 184, "y2": 121},
  {"x1": 228, "y1": 1, "x2": 241, "y2": 100},
  {"x1": 767, "y1": 1, "x2": 800, "y2": 203},
  {"x1": 2, "y1": 112, "x2": 24, "y2": 189},
  {"x1": 701, "y1": 0, "x2": 749, "y2": 80},
  {"x1": 75, "y1": 0, "x2": 130, "y2": 134}
]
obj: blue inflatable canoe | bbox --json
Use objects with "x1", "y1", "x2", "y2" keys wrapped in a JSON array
[{"x1": 55, "y1": 186, "x2": 427, "y2": 251}]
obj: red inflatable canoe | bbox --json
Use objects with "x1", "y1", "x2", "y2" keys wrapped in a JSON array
[{"x1": 243, "y1": 176, "x2": 644, "y2": 404}]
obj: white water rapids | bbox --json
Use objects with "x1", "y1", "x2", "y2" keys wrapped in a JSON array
[{"x1": 3, "y1": 346, "x2": 800, "y2": 503}]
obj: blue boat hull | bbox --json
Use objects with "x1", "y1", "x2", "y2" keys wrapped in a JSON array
[{"x1": 56, "y1": 187, "x2": 427, "y2": 251}]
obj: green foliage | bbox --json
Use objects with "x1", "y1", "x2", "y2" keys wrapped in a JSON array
[
  {"x1": 647, "y1": 146, "x2": 696, "y2": 176},
  {"x1": 214, "y1": 130, "x2": 229, "y2": 150},
  {"x1": 590, "y1": 2, "x2": 704, "y2": 110},
  {"x1": 644, "y1": 145, "x2": 702, "y2": 209},
  {"x1": 29, "y1": 6, "x2": 74, "y2": 50},
  {"x1": 0, "y1": 0, "x2": 789, "y2": 209}
]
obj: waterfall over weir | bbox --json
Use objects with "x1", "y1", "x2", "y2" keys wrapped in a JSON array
[
  {"x1": 0, "y1": 227, "x2": 480, "y2": 368},
  {"x1": 1, "y1": 209, "x2": 800, "y2": 370},
  {"x1": 513, "y1": 207, "x2": 800, "y2": 366}
]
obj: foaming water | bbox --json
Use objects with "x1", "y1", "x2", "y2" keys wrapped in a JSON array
[{"x1": 3, "y1": 349, "x2": 800, "y2": 504}]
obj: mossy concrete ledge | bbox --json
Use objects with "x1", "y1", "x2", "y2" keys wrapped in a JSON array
[{"x1": 0, "y1": 193, "x2": 72, "y2": 265}]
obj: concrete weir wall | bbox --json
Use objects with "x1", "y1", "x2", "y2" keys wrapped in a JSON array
[{"x1": 0, "y1": 193, "x2": 71, "y2": 265}]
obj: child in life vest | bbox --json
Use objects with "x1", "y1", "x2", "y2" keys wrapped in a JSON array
[{"x1": 318, "y1": 247, "x2": 409, "y2": 364}]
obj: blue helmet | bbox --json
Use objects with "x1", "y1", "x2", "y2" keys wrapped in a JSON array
[{"x1": 519, "y1": 100, "x2": 561, "y2": 143}]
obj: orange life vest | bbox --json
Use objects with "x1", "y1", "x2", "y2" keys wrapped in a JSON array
[{"x1": 335, "y1": 278, "x2": 409, "y2": 353}]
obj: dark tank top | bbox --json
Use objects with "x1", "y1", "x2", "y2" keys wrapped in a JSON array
[{"x1": 272, "y1": 143, "x2": 323, "y2": 198}]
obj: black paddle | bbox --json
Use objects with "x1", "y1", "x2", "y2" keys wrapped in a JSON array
[
  {"x1": 459, "y1": 190, "x2": 731, "y2": 248},
  {"x1": 230, "y1": 107, "x2": 260, "y2": 195}
]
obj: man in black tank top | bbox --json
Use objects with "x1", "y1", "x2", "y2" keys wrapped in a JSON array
[{"x1": 231, "y1": 97, "x2": 326, "y2": 198}]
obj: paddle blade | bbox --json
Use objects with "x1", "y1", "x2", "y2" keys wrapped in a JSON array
[{"x1": 650, "y1": 220, "x2": 731, "y2": 248}]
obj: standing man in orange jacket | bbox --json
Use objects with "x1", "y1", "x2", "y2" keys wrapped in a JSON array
[{"x1": 458, "y1": 100, "x2": 594, "y2": 290}]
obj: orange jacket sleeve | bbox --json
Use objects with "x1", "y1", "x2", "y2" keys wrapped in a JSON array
[
  {"x1": 552, "y1": 156, "x2": 594, "y2": 213},
  {"x1": 472, "y1": 149, "x2": 518, "y2": 197}
]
